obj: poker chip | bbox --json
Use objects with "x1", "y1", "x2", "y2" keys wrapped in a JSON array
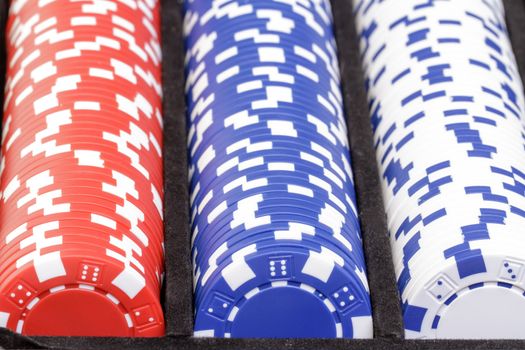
[
  {"x1": 354, "y1": 0, "x2": 525, "y2": 339},
  {"x1": 184, "y1": 0, "x2": 372, "y2": 339},
  {"x1": 0, "y1": 0, "x2": 164, "y2": 336}
]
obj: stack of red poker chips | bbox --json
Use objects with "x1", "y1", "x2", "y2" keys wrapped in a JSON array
[{"x1": 0, "y1": 0, "x2": 164, "y2": 337}]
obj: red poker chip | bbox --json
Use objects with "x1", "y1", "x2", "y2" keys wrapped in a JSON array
[
  {"x1": 2, "y1": 137, "x2": 163, "y2": 193},
  {"x1": 0, "y1": 222, "x2": 162, "y2": 293},
  {"x1": 10, "y1": 9, "x2": 160, "y2": 43},
  {"x1": 0, "y1": 217, "x2": 163, "y2": 294},
  {"x1": 6, "y1": 52, "x2": 161, "y2": 94},
  {"x1": 5, "y1": 52, "x2": 160, "y2": 96},
  {"x1": 0, "y1": 201, "x2": 162, "y2": 259},
  {"x1": 0, "y1": 175, "x2": 163, "y2": 235},
  {"x1": 1, "y1": 165, "x2": 159, "y2": 213},
  {"x1": 5, "y1": 52, "x2": 160, "y2": 102},
  {"x1": 6, "y1": 58, "x2": 162, "y2": 107},
  {"x1": 5, "y1": 83, "x2": 163, "y2": 139},
  {"x1": 0, "y1": 203, "x2": 163, "y2": 264},
  {"x1": 2, "y1": 0, "x2": 165, "y2": 336},
  {"x1": 0, "y1": 242, "x2": 157, "y2": 294},
  {"x1": 3, "y1": 100, "x2": 163, "y2": 151},
  {"x1": 0, "y1": 150, "x2": 163, "y2": 206},
  {"x1": 3, "y1": 113, "x2": 162, "y2": 158},
  {"x1": 9, "y1": 1, "x2": 160, "y2": 37},
  {"x1": 0, "y1": 154, "x2": 163, "y2": 210},
  {"x1": 1, "y1": 183, "x2": 163, "y2": 237},
  {"x1": 7, "y1": 31, "x2": 161, "y2": 79},
  {"x1": 2, "y1": 122, "x2": 162, "y2": 174},
  {"x1": 0, "y1": 220, "x2": 162, "y2": 290},
  {"x1": 0, "y1": 248, "x2": 163, "y2": 336},
  {"x1": 8, "y1": 3, "x2": 160, "y2": 42},
  {"x1": 10, "y1": 29, "x2": 160, "y2": 73},
  {"x1": 4, "y1": 116, "x2": 163, "y2": 174},
  {"x1": 6, "y1": 71, "x2": 161, "y2": 120}
]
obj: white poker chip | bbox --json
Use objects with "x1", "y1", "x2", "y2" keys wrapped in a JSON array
[{"x1": 354, "y1": 0, "x2": 525, "y2": 339}]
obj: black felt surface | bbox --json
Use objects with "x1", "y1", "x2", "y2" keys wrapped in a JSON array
[{"x1": 2, "y1": 0, "x2": 525, "y2": 348}]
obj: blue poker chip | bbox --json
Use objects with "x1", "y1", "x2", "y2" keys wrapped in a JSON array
[
  {"x1": 189, "y1": 111, "x2": 349, "y2": 163},
  {"x1": 185, "y1": 61, "x2": 340, "y2": 108},
  {"x1": 193, "y1": 235, "x2": 367, "y2": 307},
  {"x1": 185, "y1": 0, "x2": 372, "y2": 338},
  {"x1": 191, "y1": 162, "x2": 356, "y2": 217},
  {"x1": 188, "y1": 103, "x2": 349, "y2": 156},
  {"x1": 189, "y1": 128, "x2": 351, "y2": 181},
  {"x1": 189, "y1": 122, "x2": 352, "y2": 186},
  {"x1": 189, "y1": 109, "x2": 348, "y2": 158},
  {"x1": 184, "y1": 26, "x2": 336, "y2": 68},
  {"x1": 191, "y1": 191, "x2": 363, "y2": 267},
  {"x1": 190, "y1": 151, "x2": 355, "y2": 208},
  {"x1": 184, "y1": 35, "x2": 335, "y2": 76},
  {"x1": 184, "y1": 3, "x2": 335, "y2": 48},
  {"x1": 189, "y1": 149, "x2": 352, "y2": 199},
  {"x1": 186, "y1": 79, "x2": 345, "y2": 124},
  {"x1": 185, "y1": 0, "x2": 334, "y2": 28},
  {"x1": 184, "y1": 38, "x2": 340, "y2": 81},
  {"x1": 191, "y1": 168, "x2": 357, "y2": 223},
  {"x1": 186, "y1": 82, "x2": 346, "y2": 127},
  {"x1": 192, "y1": 192, "x2": 362, "y2": 261},
  {"x1": 192, "y1": 218, "x2": 365, "y2": 294},
  {"x1": 194, "y1": 241, "x2": 371, "y2": 338},
  {"x1": 187, "y1": 41, "x2": 341, "y2": 83},
  {"x1": 189, "y1": 160, "x2": 358, "y2": 236}
]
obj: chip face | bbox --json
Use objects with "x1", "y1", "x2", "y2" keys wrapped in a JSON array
[
  {"x1": 184, "y1": 1, "x2": 372, "y2": 339},
  {"x1": 353, "y1": 0, "x2": 525, "y2": 339},
  {"x1": 0, "y1": 0, "x2": 164, "y2": 337}
]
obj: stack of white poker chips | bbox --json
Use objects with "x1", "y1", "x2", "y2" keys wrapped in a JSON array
[{"x1": 354, "y1": 0, "x2": 525, "y2": 339}]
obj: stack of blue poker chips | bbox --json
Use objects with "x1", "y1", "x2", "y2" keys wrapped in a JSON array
[
  {"x1": 184, "y1": 0, "x2": 373, "y2": 339},
  {"x1": 354, "y1": 0, "x2": 525, "y2": 339}
]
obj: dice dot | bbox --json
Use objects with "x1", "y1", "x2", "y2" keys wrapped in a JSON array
[
  {"x1": 512, "y1": 275, "x2": 517, "y2": 279},
  {"x1": 508, "y1": 269, "x2": 513, "y2": 273},
  {"x1": 340, "y1": 302, "x2": 345, "y2": 307},
  {"x1": 437, "y1": 280, "x2": 442, "y2": 286},
  {"x1": 208, "y1": 308, "x2": 213, "y2": 313},
  {"x1": 26, "y1": 292, "x2": 31, "y2": 296},
  {"x1": 10, "y1": 293, "x2": 15, "y2": 298},
  {"x1": 223, "y1": 303, "x2": 228, "y2": 308},
  {"x1": 270, "y1": 261, "x2": 275, "y2": 266},
  {"x1": 504, "y1": 263, "x2": 509, "y2": 267},
  {"x1": 270, "y1": 266, "x2": 275, "y2": 272},
  {"x1": 281, "y1": 271, "x2": 287, "y2": 276},
  {"x1": 271, "y1": 272, "x2": 276, "y2": 277},
  {"x1": 281, "y1": 260, "x2": 286, "y2": 265},
  {"x1": 437, "y1": 295, "x2": 442, "y2": 299},
  {"x1": 349, "y1": 295, "x2": 355, "y2": 301},
  {"x1": 343, "y1": 287, "x2": 348, "y2": 292},
  {"x1": 334, "y1": 293, "x2": 339, "y2": 298},
  {"x1": 149, "y1": 317, "x2": 154, "y2": 322},
  {"x1": 17, "y1": 285, "x2": 22, "y2": 290},
  {"x1": 135, "y1": 311, "x2": 140, "y2": 316}
]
